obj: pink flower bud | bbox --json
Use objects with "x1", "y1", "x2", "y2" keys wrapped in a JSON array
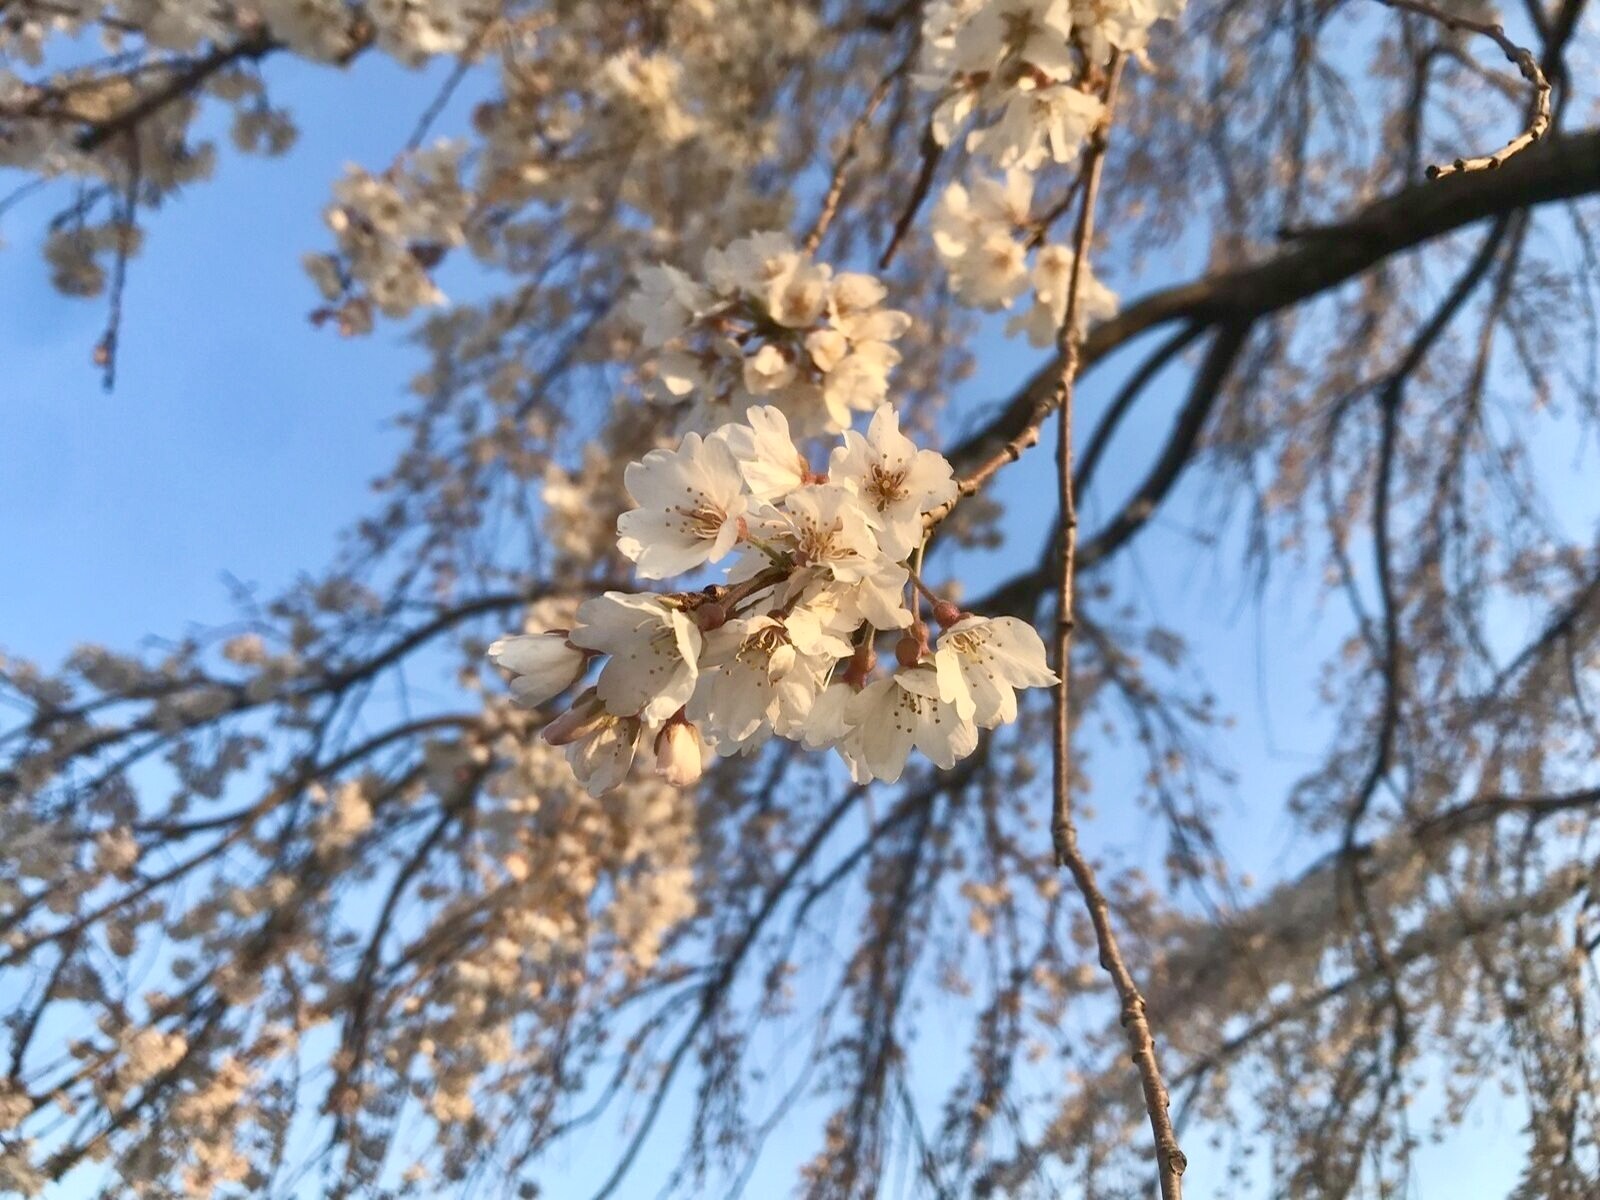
[
  {"x1": 932, "y1": 600, "x2": 963, "y2": 628},
  {"x1": 695, "y1": 601, "x2": 728, "y2": 632},
  {"x1": 842, "y1": 642, "x2": 876, "y2": 689},
  {"x1": 895, "y1": 623, "x2": 930, "y2": 669},
  {"x1": 654, "y1": 720, "x2": 705, "y2": 788}
]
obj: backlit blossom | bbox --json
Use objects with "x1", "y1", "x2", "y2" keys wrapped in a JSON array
[
  {"x1": 1008, "y1": 242, "x2": 1120, "y2": 345},
  {"x1": 690, "y1": 616, "x2": 807, "y2": 744},
  {"x1": 627, "y1": 264, "x2": 709, "y2": 348},
  {"x1": 544, "y1": 691, "x2": 645, "y2": 796},
  {"x1": 778, "y1": 484, "x2": 882, "y2": 583},
  {"x1": 718, "y1": 405, "x2": 810, "y2": 502},
  {"x1": 844, "y1": 668, "x2": 979, "y2": 784},
  {"x1": 569, "y1": 593, "x2": 702, "y2": 724},
  {"x1": 932, "y1": 174, "x2": 1034, "y2": 309},
  {"x1": 489, "y1": 633, "x2": 588, "y2": 707},
  {"x1": 492, "y1": 408, "x2": 1045, "y2": 793},
  {"x1": 654, "y1": 719, "x2": 707, "y2": 787},
  {"x1": 933, "y1": 615, "x2": 1057, "y2": 727},
  {"x1": 625, "y1": 234, "x2": 912, "y2": 435},
  {"x1": 831, "y1": 404, "x2": 958, "y2": 559},
  {"x1": 617, "y1": 432, "x2": 749, "y2": 578}
]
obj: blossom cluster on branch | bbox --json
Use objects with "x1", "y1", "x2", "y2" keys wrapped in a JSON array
[
  {"x1": 933, "y1": 167, "x2": 1118, "y2": 342},
  {"x1": 492, "y1": 404, "x2": 1055, "y2": 793},
  {"x1": 626, "y1": 233, "x2": 913, "y2": 436},
  {"x1": 919, "y1": 0, "x2": 1179, "y2": 169}
]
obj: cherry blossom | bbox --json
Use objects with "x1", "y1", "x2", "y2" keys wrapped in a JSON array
[
  {"x1": 616, "y1": 432, "x2": 749, "y2": 578},
  {"x1": 653, "y1": 718, "x2": 708, "y2": 787},
  {"x1": 625, "y1": 234, "x2": 912, "y2": 435},
  {"x1": 1008, "y1": 242, "x2": 1120, "y2": 345},
  {"x1": 830, "y1": 404, "x2": 959, "y2": 559},
  {"x1": 933, "y1": 615, "x2": 1058, "y2": 727},
  {"x1": 489, "y1": 405, "x2": 1052, "y2": 794},
  {"x1": 840, "y1": 667, "x2": 979, "y2": 784},
  {"x1": 489, "y1": 633, "x2": 589, "y2": 707},
  {"x1": 718, "y1": 404, "x2": 811, "y2": 502},
  {"x1": 932, "y1": 173, "x2": 1035, "y2": 309},
  {"x1": 568, "y1": 593, "x2": 702, "y2": 724}
]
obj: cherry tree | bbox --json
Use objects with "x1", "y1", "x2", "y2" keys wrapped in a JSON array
[{"x1": 2, "y1": 0, "x2": 1599, "y2": 1197}]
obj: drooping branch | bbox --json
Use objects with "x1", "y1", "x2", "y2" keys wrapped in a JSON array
[{"x1": 1046, "y1": 58, "x2": 1187, "y2": 1200}]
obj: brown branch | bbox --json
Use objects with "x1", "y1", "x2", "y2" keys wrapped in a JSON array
[
  {"x1": 1373, "y1": 0, "x2": 1552, "y2": 179},
  {"x1": 803, "y1": 51, "x2": 910, "y2": 254},
  {"x1": 878, "y1": 124, "x2": 944, "y2": 270},
  {"x1": 73, "y1": 31, "x2": 280, "y2": 154},
  {"x1": 1044, "y1": 57, "x2": 1187, "y2": 1200},
  {"x1": 945, "y1": 126, "x2": 1600, "y2": 485}
]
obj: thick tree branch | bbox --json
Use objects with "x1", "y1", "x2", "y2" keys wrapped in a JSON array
[{"x1": 947, "y1": 127, "x2": 1600, "y2": 482}]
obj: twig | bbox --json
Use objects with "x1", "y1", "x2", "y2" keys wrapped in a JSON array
[
  {"x1": 1374, "y1": 0, "x2": 1551, "y2": 179},
  {"x1": 1041, "y1": 56, "x2": 1188, "y2": 1200},
  {"x1": 74, "y1": 31, "x2": 280, "y2": 154},
  {"x1": 878, "y1": 124, "x2": 944, "y2": 269},
  {"x1": 94, "y1": 138, "x2": 140, "y2": 392},
  {"x1": 804, "y1": 54, "x2": 909, "y2": 254}
]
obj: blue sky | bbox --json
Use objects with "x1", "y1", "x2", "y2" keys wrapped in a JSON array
[{"x1": 0, "y1": 48, "x2": 1545, "y2": 1200}]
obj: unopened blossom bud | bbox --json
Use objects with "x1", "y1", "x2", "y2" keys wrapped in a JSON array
[
  {"x1": 654, "y1": 719, "x2": 705, "y2": 787},
  {"x1": 842, "y1": 641, "x2": 876, "y2": 689},
  {"x1": 932, "y1": 599, "x2": 964, "y2": 629},
  {"x1": 695, "y1": 601, "x2": 728, "y2": 632},
  {"x1": 542, "y1": 691, "x2": 608, "y2": 746},
  {"x1": 489, "y1": 632, "x2": 587, "y2": 707},
  {"x1": 896, "y1": 622, "x2": 930, "y2": 669}
]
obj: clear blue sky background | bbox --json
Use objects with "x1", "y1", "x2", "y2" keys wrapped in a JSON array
[{"x1": 0, "y1": 51, "x2": 1537, "y2": 1200}]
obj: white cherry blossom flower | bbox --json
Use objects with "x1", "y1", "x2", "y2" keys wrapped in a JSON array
[
  {"x1": 767, "y1": 255, "x2": 833, "y2": 327},
  {"x1": 488, "y1": 633, "x2": 588, "y2": 706},
  {"x1": 800, "y1": 680, "x2": 856, "y2": 750},
  {"x1": 625, "y1": 238, "x2": 911, "y2": 436},
  {"x1": 782, "y1": 588, "x2": 861, "y2": 660},
  {"x1": 573, "y1": 720, "x2": 645, "y2": 796},
  {"x1": 821, "y1": 340, "x2": 905, "y2": 428},
  {"x1": 542, "y1": 689, "x2": 644, "y2": 796},
  {"x1": 951, "y1": 0, "x2": 1075, "y2": 78},
  {"x1": 779, "y1": 485, "x2": 882, "y2": 583},
  {"x1": 742, "y1": 342, "x2": 797, "y2": 395},
  {"x1": 830, "y1": 404, "x2": 958, "y2": 560},
  {"x1": 969, "y1": 82, "x2": 1104, "y2": 169},
  {"x1": 844, "y1": 668, "x2": 979, "y2": 783},
  {"x1": 718, "y1": 405, "x2": 810, "y2": 502},
  {"x1": 933, "y1": 614, "x2": 1057, "y2": 726},
  {"x1": 703, "y1": 230, "x2": 796, "y2": 295},
  {"x1": 617, "y1": 432, "x2": 749, "y2": 578},
  {"x1": 1007, "y1": 242, "x2": 1119, "y2": 346},
  {"x1": 932, "y1": 176, "x2": 1034, "y2": 309},
  {"x1": 627, "y1": 263, "x2": 709, "y2": 347},
  {"x1": 689, "y1": 615, "x2": 807, "y2": 744},
  {"x1": 569, "y1": 593, "x2": 702, "y2": 723},
  {"x1": 793, "y1": 566, "x2": 913, "y2": 632}
]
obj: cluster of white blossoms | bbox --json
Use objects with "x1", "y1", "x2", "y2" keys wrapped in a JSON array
[
  {"x1": 491, "y1": 404, "x2": 1055, "y2": 793},
  {"x1": 920, "y1": 0, "x2": 1182, "y2": 333},
  {"x1": 921, "y1": 0, "x2": 1183, "y2": 169},
  {"x1": 305, "y1": 141, "x2": 470, "y2": 331},
  {"x1": 625, "y1": 234, "x2": 912, "y2": 436},
  {"x1": 921, "y1": 0, "x2": 1102, "y2": 171},
  {"x1": 932, "y1": 169, "x2": 1118, "y2": 343}
]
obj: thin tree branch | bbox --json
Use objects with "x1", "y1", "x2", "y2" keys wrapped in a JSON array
[
  {"x1": 1373, "y1": 0, "x2": 1552, "y2": 179},
  {"x1": 1045, "y1": 57, "x2": 1187, "y2": 1200}
]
